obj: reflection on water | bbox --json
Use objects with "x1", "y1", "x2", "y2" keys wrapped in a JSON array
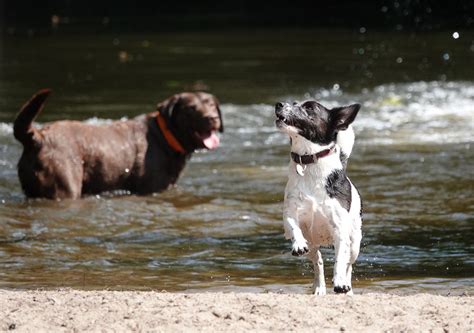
[{"x1": 0, "y1": 29, "x2": 473, "y2": 294}]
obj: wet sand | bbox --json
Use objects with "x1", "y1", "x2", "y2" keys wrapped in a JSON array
[{"x1": 1, "y1": 290, "x2": 472, "y2": 332}]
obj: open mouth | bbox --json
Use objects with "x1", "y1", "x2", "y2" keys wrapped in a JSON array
[
  {"x1": 275, "y1": 114, "x2": 288, "y2": 127},
  {"x1": 195, "y1": 130, "x2": 220, "y2": 150}
]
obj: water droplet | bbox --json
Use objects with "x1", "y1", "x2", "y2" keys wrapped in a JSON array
[
  {"x1": 118, "y1": 51, "x2": 129, "y2": 63},
  {"x1": 443, "y1": 53, "x2": 450, "y2": 61},
  {"x1": 51, "y1": 15, "x2": 60, "y2": 29},
  {"x1": 359, "y1": 27, "x2": 366, "y2": 34},
  {"x1": 333, "y1": 83, "x2": 340, "y2": 90},
  {"x1": 396, "y1": 57, "x2": 403, "y2": 64},
  {"x1": 452, "y1": 32, "x2": 460, "y2": 39}
]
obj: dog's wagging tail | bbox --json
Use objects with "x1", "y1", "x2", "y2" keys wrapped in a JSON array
[{"x1": 14, "y1": 89, "x2": 52, "y2": 146}]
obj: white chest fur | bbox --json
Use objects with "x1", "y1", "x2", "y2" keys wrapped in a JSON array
[{"x1": 284, "y1": 149, "x2": 343, "y2": 246}]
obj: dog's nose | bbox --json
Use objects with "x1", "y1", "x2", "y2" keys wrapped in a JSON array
[{"x1": 276, "y1": 102, "x2": 290, "y2": 116}]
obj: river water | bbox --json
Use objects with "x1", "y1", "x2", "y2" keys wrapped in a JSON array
[{"x1": 0, "y1": 29, "x2": 473, "y2": 294}]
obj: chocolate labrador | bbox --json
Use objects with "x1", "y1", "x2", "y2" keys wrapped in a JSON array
[{"x1": 13, "y1": 89, "x2": 223, "y2": 199}]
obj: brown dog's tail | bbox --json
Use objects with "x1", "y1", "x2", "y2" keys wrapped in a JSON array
[{"x1": 14, "y1": 89, "x2": 51, "y2": 145}]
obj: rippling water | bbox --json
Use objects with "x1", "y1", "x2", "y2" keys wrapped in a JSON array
[{"x1": 0, "y1": 29, "x2": 473, "y2": 294}]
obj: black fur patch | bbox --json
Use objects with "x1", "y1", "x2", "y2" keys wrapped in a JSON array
[
  {"x1": 293, "y1": 101, "x2": 335, "y2": 145},
  {"x1": 340, "y1": 151, "x2": 348, "y2": 170},
  {"x1": 356, "y1": 186, "x2": 363, "y2": 218},
  {"x1": 276, "y1": 101, "x2": 335, "y2": 145},
  {"x1": 275, "y1": 100, "x2": 360, "y2": 147},
  {"x1": 325, "y1": 169, "x2": 351, "y2": 211},
  {"x1": 334, "y1": 285, "x2": 351, "y2": 293}
]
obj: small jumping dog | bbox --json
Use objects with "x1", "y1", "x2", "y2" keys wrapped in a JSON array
[{"x1": 275, "y1": 100, "x2": 362, "y2": 295}]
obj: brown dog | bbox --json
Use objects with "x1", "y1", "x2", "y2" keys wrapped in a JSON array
[{"x1": 14, "y1": 89, "x2": 223, "y2": 199}]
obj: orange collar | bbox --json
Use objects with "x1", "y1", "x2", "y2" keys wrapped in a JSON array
[{"x1": 156, "y1": 112, "x2": 187, "y2": 154}]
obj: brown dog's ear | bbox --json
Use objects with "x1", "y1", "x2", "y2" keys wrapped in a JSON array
[
  {"x1": 331, "y1": 103, "x2": 360, "y2": 131},
  {"x1": 214, "y1": 96, "x2": 224, "y2": 133},
  {"x1": 157, "y1": 94, "x2": 181, "y2": 120}
]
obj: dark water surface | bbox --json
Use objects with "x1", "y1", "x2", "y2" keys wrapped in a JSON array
[{"x1": 0, "y1": 29, "x2": 473, "y2": 294}]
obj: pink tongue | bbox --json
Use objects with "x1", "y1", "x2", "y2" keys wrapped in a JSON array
[{"x1": 203, "y1": 132, "x2": 220, "y2": 149}]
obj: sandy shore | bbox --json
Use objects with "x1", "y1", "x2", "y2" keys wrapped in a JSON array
[{"x1": 0, "y1": 290, "x2": 472, "y2": 332}]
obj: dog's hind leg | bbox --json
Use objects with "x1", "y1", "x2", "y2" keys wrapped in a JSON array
[
  {"x1": 332, "y1": 229, "x2": 352, "y2": 294},
  {"x1": 308, "y1": 248, "x2": 326, "y2": 296},
  {"x1": 345, "y1": 265, "x2": 354, "y2": 295},
  {"x1": 346, "y1": 225, "x2": 362, "y2": 295},
  {"x1": 46, "y1": 158, "x2": 83, "y2": 199}
]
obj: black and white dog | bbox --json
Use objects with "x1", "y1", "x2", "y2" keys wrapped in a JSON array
[{"x1": 275, "y1": 100, "x2": 362, "y2": 295}]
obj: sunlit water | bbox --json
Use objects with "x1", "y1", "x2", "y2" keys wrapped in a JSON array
[{"x1": 0, "y1": 30, "x2": 473, "y2": 294}]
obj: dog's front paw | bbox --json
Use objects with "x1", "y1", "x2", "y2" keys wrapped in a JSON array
[
  {"x1": 291, "y1": 239, "x2": 309, "y2": 256},
  {"x1": 333, "y1": 285, "x2": 352, "y2": 294}
]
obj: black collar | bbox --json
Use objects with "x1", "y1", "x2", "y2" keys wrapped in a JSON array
[{"x1": 290, "y1": 145, "x2": 336, "y2": 165}]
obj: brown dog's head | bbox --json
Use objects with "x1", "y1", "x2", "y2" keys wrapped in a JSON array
[{"x1": 157, "y1": 92, "x2": 223, "y2": 152}]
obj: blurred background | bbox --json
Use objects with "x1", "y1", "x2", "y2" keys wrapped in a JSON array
[{"x1": 0, "y1": 1, "x2": 473, "y2": 294}]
